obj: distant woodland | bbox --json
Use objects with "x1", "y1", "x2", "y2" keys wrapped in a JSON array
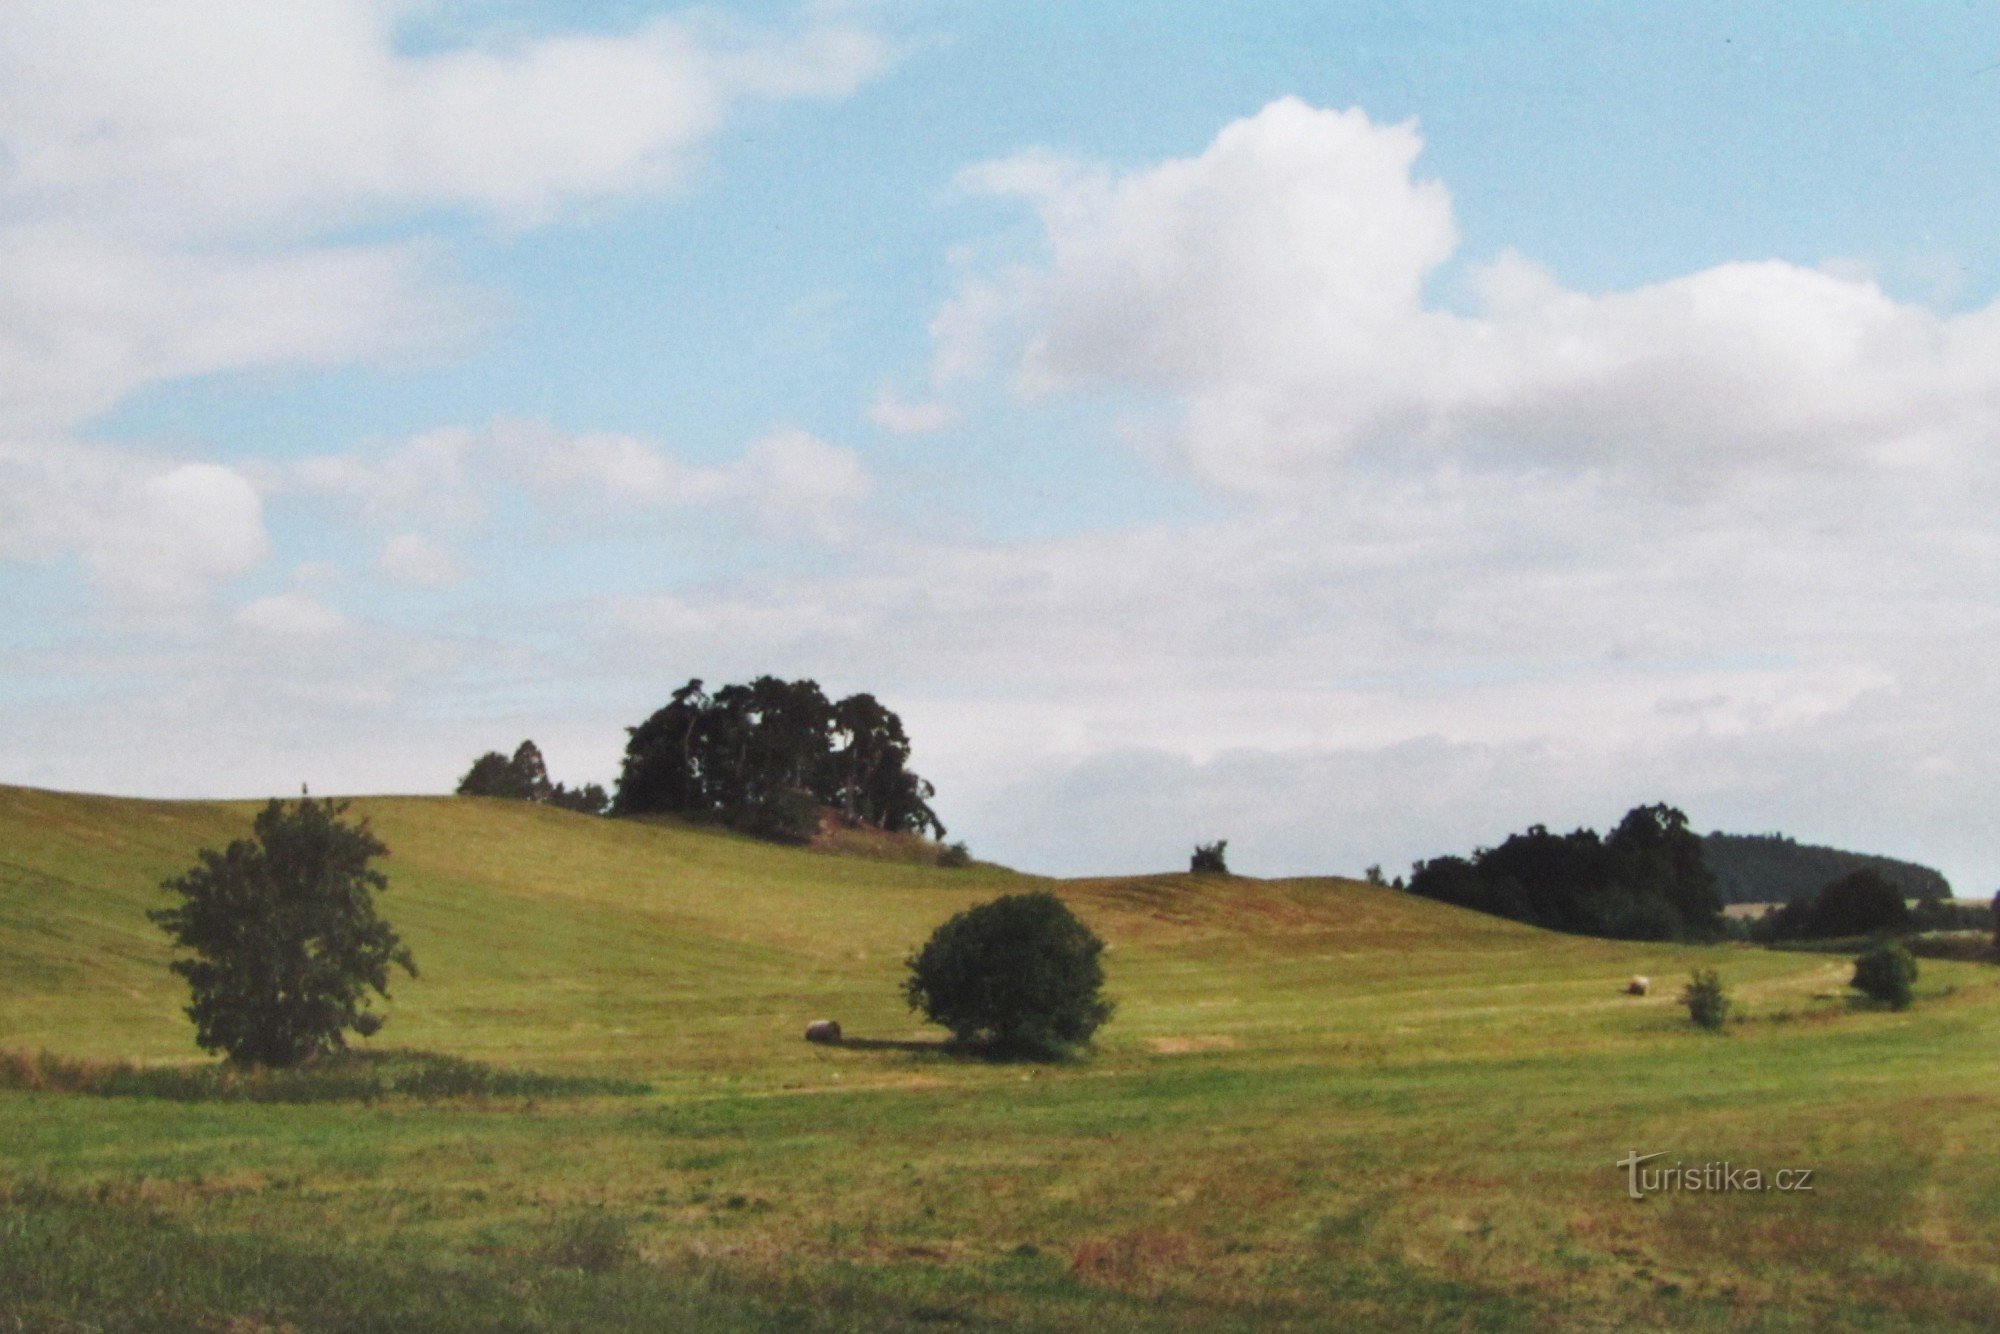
[{"x1": 1700, "y1": 833, "x2": 1952, "y2": 905}]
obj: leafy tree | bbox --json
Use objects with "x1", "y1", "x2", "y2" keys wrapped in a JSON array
[
  {"x1": 150, "y1": 797, "x2": 416, "y2": 1068},
  {"x1": 456, "y1": 740, "x2": 550, "y2": 801},
  {"x1": 1682, "y1": 968, "x2": 1730, "y2": 1031},
  {"x1": 1851, "y1": 941, "x2": 1918, "y2": 1010},
  {"x1": 1607, "y1": 803, "x2": 1723, "y2": 937},
  {"x1": 1806, "y1": 869, "x2": 1910, "y2": 939},
  {"x1": 614, "y1": 676, "x2": 944, "y2": 840},
  {"x1": 546, "y1": 781, "x2": 610, "y2": 816},
  {"x1": 903, "y1": 891, "x2": 1113, "y2": 1057},
  {"x1": 1404, "y1": 804, "x2": 1725, "y2": 942},
  {"x1": 458, "y1": 740, "x2": 605, "y2": 815},
  {"x1": 1190, "y1": 840, "x2": 1229, "y2": 875}
]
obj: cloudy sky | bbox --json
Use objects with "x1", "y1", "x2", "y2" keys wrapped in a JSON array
[{"x1": 5, "y1": 1, "x2": 2000, "y2": 889}]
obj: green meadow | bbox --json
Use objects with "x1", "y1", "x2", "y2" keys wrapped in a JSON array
[{"x1": 2, "y1": 783, "x2": 1997, "y2": 1330}]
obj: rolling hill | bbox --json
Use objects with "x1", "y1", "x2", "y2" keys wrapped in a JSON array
[{"x1": 3, "y1": 783, "x2": 1999, "y2": 1330}]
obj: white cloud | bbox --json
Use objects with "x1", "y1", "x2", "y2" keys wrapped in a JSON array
[
  {"x1": 867, "y1": 385, "x2": 957, "y2": 435},
  {"x1": 290, "y1": 426, "x2": 487, "y2": 529},
  {"x1": 0, "y1": 443, "x2": 267, "y2": 607},
  {"x1": 0, "y1": 0, "x2": 891, "y2": 235},
  {"x1": 234, "y1": 591, "x2": 349, "y2": 643},
  {"x1": 0, "y1": 1, "x2": 892, "y2": 606},
  {"x1": 291, "y1": 418, "x2": 875, "y2": 545},
  {"x1": 376, "y1": 533, "x2": 466, "y2": 588},
  {"x1": 943, "y1": 97, "x2": 2000, "y2": 496}
]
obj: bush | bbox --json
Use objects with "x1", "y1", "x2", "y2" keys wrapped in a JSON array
[
  {"x1": 902, "y1": 891, "x2": 1113, "y2": 1057},
  {"x1": 1190, "y1": 840, "x2": 1229, "y2": 875},
  {"x1": 149, "y1": 797, "x2": 417, "y2": 1068},
  {"x1": 937, "y1": 840, "x2": 973, "y2": 869},
  {"x1": 1852, "y1": 941, "x2": 1918, "y2": 1010},
  {"x1": 1682, "y1": 968, "x2": 1730, "y2": 1030}
]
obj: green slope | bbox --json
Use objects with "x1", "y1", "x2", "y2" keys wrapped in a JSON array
[{"x1": 4, "y1": 784, "x2": 2000, "y2": 1331}]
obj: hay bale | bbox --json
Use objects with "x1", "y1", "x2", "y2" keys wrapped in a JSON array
[{"x1": 805, "y1": 1019, "x2": 842, "y2": 1044}]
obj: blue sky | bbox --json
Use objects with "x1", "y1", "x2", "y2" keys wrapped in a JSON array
[{"x1": 7, "y1": 2, "x2": 2000, "y2": 889}]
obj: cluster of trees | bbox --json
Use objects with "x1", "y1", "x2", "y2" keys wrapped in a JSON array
[
  {"x1": 1748, "y1": 868, "x2": 1911, "y2": 942},
  {"x1": 1746, "y1": 869, "x2": 1993, "y2": 943},
  {"x1": 1406, "y1": 804, "x2": 1723, "y2": 941},
  {"x1": 1701, "y1": 831, "x2": 1951, "y2": 905},
  {"x1": 614, "y1": 677, "x2": 943, "y2": 843},
  {"x1": 457, "y1": 740, "x2": 608, "y2": 815},
  {"x1": 1190, "y1": 841, "x2": 1230, "y2": 875}
]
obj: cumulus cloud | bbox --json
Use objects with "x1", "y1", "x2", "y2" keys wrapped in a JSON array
[
  {"x1": 292, "y1": 418, "x2": 875, "y2": 545},
  {"x1": 0, "y1": 443, "x2": 267, "y2": 607},
  {"x1": 0, "y1": 1, "x2": 891, "y2": 604},
  {"x1": 943, "y1": 97, "x2": 2000, "y2": 495},
  {"x1": 0, "y1": 0, "x2": 891, "y2": 234}
]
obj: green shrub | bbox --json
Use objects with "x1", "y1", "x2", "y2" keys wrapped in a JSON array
[
  {"x1": 903, "y1": 891, "x2": 1113, "y2": 1057},
  {"x1": 937, "y1": 840, "x2": 973, "y2": 868},
  {"x1": 1681, "y1": 968, "x2": 1730, "y2": 1030},
  {"x1": 1851, "y1": 941, "x2": 1918, "y2": 1010}
]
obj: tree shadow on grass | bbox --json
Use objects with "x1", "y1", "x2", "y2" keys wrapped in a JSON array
[
  {"x1": 821, "y1": 1034, "x2": 1085, "y2": 1065},
  {"x1": 0, "y1": 1048, "x2": 648, "y2": 1104}
]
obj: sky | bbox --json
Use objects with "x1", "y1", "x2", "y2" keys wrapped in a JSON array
[{"x1": 6, "y1": 1, "x2": 2000, "y2": 889}]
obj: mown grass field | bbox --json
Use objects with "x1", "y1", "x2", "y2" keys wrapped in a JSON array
[{"x1": 2, "y1": 783, "x2": 1997, "y2": 1330}]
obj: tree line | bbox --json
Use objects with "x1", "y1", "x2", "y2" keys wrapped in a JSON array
[
  {"x1": 458, "y1": 677, "x2": 945, "y2": 846},
  {"x1": 1405, "y1": 803, "x2": 1724, "y2": 942}
]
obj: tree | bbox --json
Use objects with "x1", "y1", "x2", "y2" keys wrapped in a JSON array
[
  {"x1": 458, "y1": 740, "x2": 605, "y2": 815},
  {"x1": 1607, "y1": 804, "x2": 1723, "y2": 938},
  {"x1": 903, "y1": 892, "x2": 1113, "y2": 1057},
  {"x1": 1851, "y1": 941, "x2": 1918, "y2": 1010},
  {"x1": 150, "y1": 797, "x2": 417, "y2": 1067},
  {"x1": 1404, "y1": 804, "x2": 1728, "y2": 942},
  {"x1": 457, "y1": 740, "x2": 551, "y2": 801},
  {"x1": 614, "y1": 676, "x2": 944, "y2": 840},
  {"x1": 1807, "y1": 869, "x2": 1910, "y2": 939},
  {"x1": 1190, "y1": 841, "x2": 1229, "y2": 875},
  {"x1": 546, "y1": 781, "x2": 610, "y2": 816}
]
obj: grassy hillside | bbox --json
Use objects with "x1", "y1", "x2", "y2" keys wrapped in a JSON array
[{"x1": 3, "y1": 785, "x2": 1999, "y2": 1330}]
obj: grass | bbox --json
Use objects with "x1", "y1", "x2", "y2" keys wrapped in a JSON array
[
  {"x1": 0, "y1": 1047, "x2": 648, "y2": 1103},
  {"x1": 3, "y1": 782, "x2": 1999, "y2": 1329}
]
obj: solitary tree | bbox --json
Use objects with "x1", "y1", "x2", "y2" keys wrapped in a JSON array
[
  {"x1": 903, "y1": 892, "x2": 1112, "y2": 1057},
  {"x1": 1190, "y1": 841, "x2": 1230, "y2": 875},
  {"x1": 150, "y1": 796, "x2": 417, "y2": 1067}
]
